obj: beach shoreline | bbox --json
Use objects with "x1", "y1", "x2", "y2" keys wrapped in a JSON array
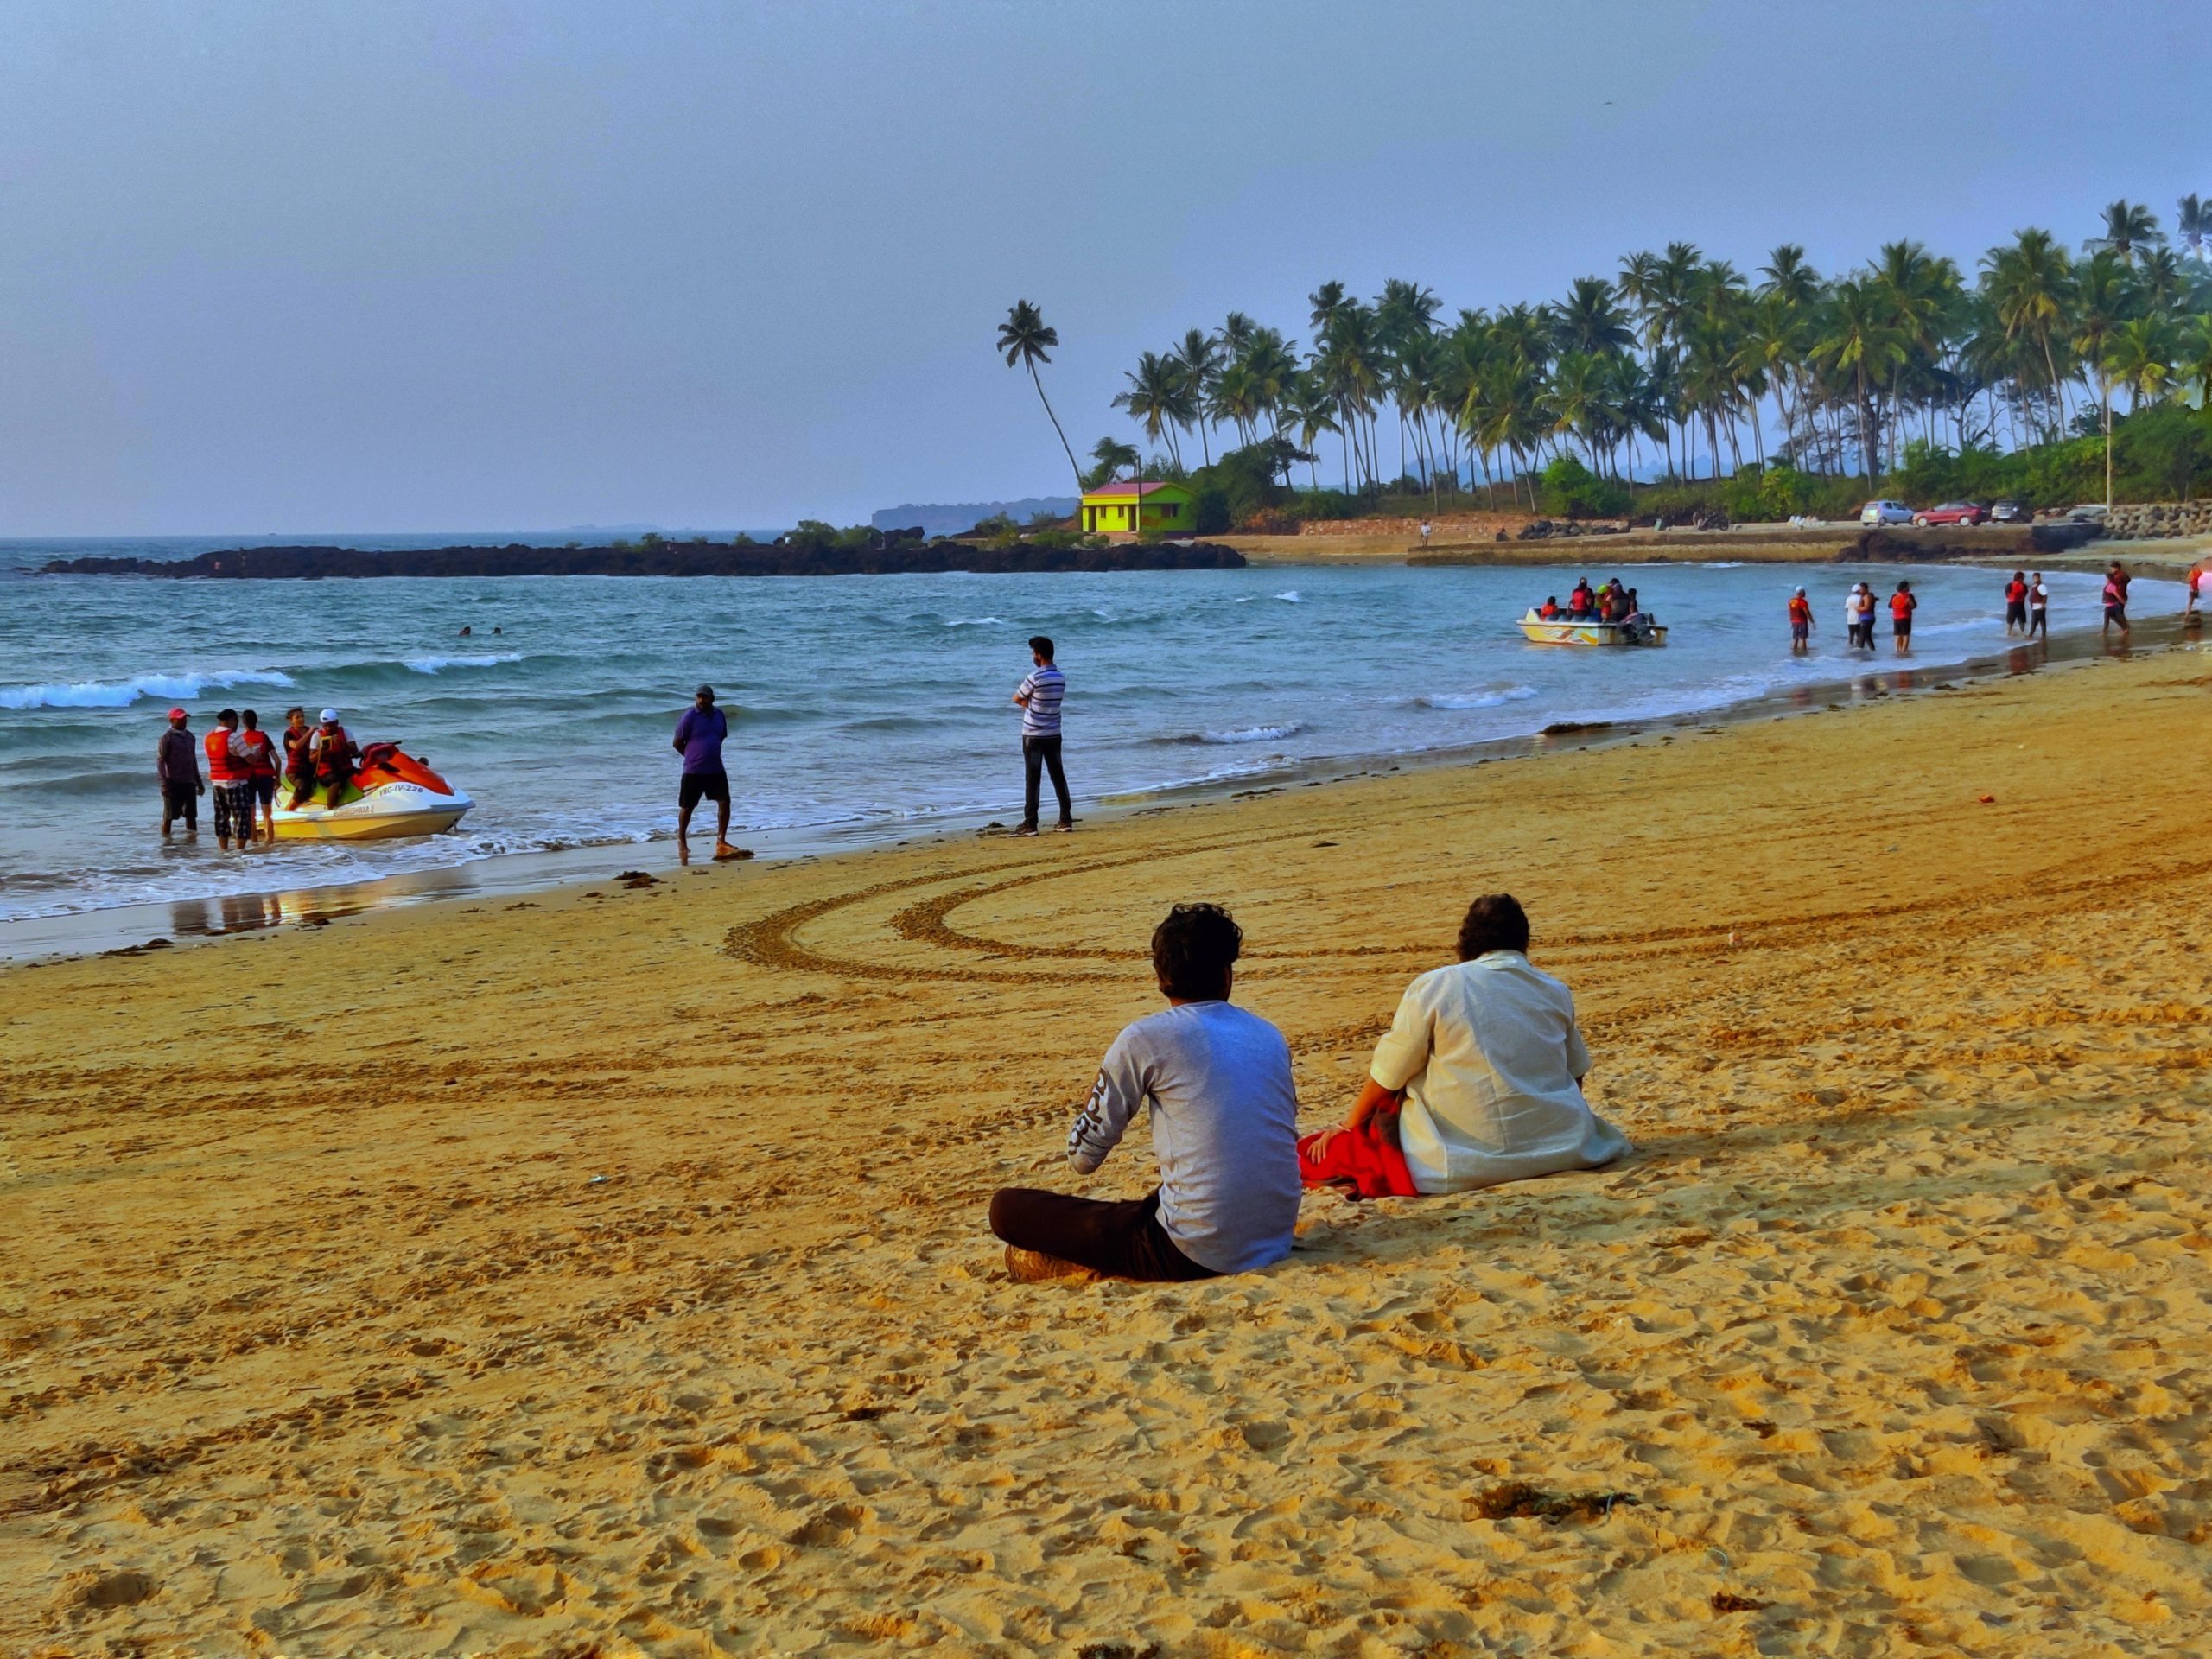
[
  {"x1": 7, "y1": 636, "x2": 2210, "y2": 1655},
  {"x1": 5, "y1": 601, "x2": 2190, "y2": 965}
]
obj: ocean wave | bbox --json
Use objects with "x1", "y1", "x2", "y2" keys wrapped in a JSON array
[
  {"x1": 1153, "y1": 721, "x2": 1306, "y2": 746},
  {"x1": 1274, "y1": 590, "x2": 1302, "y2": 602},
  {"x1": 941, "y1": 616, "x2": 1005, "y2": 628},
  {"x1": 1400, "y1": 684, "x2": 1541, "y2": 711},
  {"x1": 0, "y1": 667, "x2": 296, "y2": 710},
  {"x1": 401, "y1": 652, "x2": 525, "y2": 674}
]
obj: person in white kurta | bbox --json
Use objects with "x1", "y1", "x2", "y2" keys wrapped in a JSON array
[{"x1": 1314, "y1": 894, "x2": 1630, "y2": 1193}]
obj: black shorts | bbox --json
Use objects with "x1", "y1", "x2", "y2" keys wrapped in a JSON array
[
  {"x1": 1790, "y1": 622, "x2": 1808, "y2": 641},
  {"x1": 162, "y1": 780, "x2": 199, "y2": 825},
  {"x1": 678, "y1": 768, "x2": 729, "y2": 811},
  {"x1": 2005, "y1": 601, "x2": 2026, "y2": 625},
  {"x1": 1893, "y1": 619, "x2": 1911, "y2": 638},
  {"x1": 250, "y1": 775, "x2": 276, "y2": 807},
  {"x1": 2106, "y1": 604, "x2": 2126, "y2": 625}
]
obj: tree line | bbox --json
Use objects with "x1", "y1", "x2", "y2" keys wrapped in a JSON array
[{"x1": 1000, "y1": 196, "x2": 2212, "y2": 519}]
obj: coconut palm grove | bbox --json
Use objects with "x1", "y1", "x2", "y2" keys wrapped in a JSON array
[{"x1": 1002, "y1": 195, "x2": 2212, "y2": 534}]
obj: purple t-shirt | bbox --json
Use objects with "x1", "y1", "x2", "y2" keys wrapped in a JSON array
[{"x1": 674, "y1": 706, "x2": 728, "y2": 774}]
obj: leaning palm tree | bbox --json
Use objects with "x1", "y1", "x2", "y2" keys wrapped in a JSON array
[
  {"x1": 1084, "y1": 436, "x2": 1141, "y2": 490},
  {"x1": 2088, "y1": 199, "x2": 2164, "y2": 265},
  {"x1": 1173, "y1": 328, "x2": 1223, "y2": 464},
  {"x1": 996, "y1": 300, "x2": 1082, "y2": 489},
  {"x1": 1112, "y1": 352, "x2": 1191, "y2": 470}
]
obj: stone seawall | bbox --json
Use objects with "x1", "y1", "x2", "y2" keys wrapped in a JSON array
[{"x1": 2099, "y1": 500, "x2": 2212, "y2": 541}]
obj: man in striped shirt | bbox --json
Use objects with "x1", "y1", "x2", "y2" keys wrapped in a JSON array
[{"x1": 1014, "y1": 634, "x2": 1071, "y2": 835}]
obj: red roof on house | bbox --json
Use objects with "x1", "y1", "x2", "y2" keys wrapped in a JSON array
[{"x1": 1082, "y1": 479, "x2": 1189, "y2": 499}]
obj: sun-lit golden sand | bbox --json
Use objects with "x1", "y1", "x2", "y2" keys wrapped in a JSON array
[{"x1": 7, "y1": 645, "x2": 2212, "y2": 1656}]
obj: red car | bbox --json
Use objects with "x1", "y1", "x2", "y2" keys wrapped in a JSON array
[{"x1": 1913, "y1": 500, "x2": 1989, "y2": 526}]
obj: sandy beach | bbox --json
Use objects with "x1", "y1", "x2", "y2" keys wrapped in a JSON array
[{"x1": 7, "y1": 641, "x2": 2212, "y2": 1656}]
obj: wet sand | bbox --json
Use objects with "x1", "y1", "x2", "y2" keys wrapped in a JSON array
[{"x1": 5, "y1": 642, "x2": 2212, "y2": 1656}]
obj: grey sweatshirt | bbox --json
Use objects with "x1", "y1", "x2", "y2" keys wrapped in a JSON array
[{"x1": 1067, "y1": 1001, "x2": 1302, "y2": 1274}]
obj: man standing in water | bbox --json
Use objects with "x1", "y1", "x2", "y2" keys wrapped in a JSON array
[
  {"x1": 1890, "y1": 580, "x2": 1917, "y2": 655},
  {"x1": 673, "y1": 684, "x2": 744, "y2": 863},
  {"x1": 203, "y1": 708, "x2": 252, "y2": 850},
  {"x1": 1014, "y1": 635, "x2": 1071, "y2": 836},
  {"x1": 156, "y1": 708, "x2": 202, "y2": 837},
  {"x1": 2028, "y1": 571, "x2": 2049, "y2": 639}
]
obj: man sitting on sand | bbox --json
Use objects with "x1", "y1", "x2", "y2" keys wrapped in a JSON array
[
  {"x1": 1300, "y1": 893, "x2": 1629, "y2": 1198},
  {"x1": 989, "y1": 902, "x2": 1301, "y2": 1282}
]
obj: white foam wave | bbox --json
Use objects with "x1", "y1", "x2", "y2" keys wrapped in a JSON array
[
  {"x1": 0, "y1": 668, "x2": 296, "y2": 710},
  {"x1": 1408, "y1": 684, "x2": 1541, "y2": 711},
  {"x1": 1274, "y1": 590, "x2": 1302, "y2": 602},
  {"x1": 942, "y1": 616, "x2": 1005, "y2": 628},
  {"x1": 1201, "y1": 722, "x2": 1303, "y2": 744},
  {"x1": 401, "y1": 652, "x2": 524, "y2": 674}
]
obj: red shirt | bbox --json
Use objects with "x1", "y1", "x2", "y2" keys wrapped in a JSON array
[
  {"x1": 1891, "y1": 592, "x2": 1916, "y2": 620},
  {"x1": 1788, "y1": 596, "x2": 1811, "y2": 625},
  {"x1": 2005, "y1": 581, "x2": 2025, "y2": 603}
]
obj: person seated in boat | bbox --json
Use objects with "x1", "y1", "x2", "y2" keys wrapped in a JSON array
[
  {"x1": 1567, "y1": 579, "x2": 1593, "y2": 620},
  {"x1": 304, "y1": 709, "x2": 359, "y2": 809},
  {"x1": 1298, "y1": 893, "x2": 1630, "y2": 1198},
  {"x1": 1539, "y1": 596, "x2": 1561, "y2": 620}
]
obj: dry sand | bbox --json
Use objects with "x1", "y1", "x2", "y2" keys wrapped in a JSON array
[{"x1": 6, "y1": 645, "x2": 2212, "y2": 1656}]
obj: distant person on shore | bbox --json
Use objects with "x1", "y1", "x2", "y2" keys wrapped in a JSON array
[
  {"x1": 238, "y1": 709, "x2": 279, "y2": 843},
  {"x1": 2028, "y1": 571, "x2": 2049, "y2": 639},
  {"x1": 1419, "y1": 519, "x2": 1433, "y2": 547},
  {"x1": 2004, "y1": 570, "x2": 2029, "y2": 637},
  {"x1": 1299, "y1": 893, "x2": 1628, "y2": 1199},
  {"x1": 282, "y1": 707, "x2": 314, "y2": 806},
  {"x1": 157, "y1": 708, "x2": 202, "y2": 838},
  {"x1": 204, "y1": 708, "x2": 253, "y2": 850},
  {"x1": 1890, "y1": 582, "x2": 1917, "y2": 654},
  {"x1": 1789, "y1": 586, "x2": 1813, "y2": 652},
  {"x1": 1014, "y1": 634, "x2": 1071, "y2": 836},
  {"x1": 988, "y1": 903, "x2": 1300, "y2": 1282},
  {"x1": 673, "y1": 684, "x2": 743, "y2": 863},
  {"x1": 2103, "y1": 562, "x2": 2131, "y2": 638},
  {"x1": 305, "y1": 709, "x2": 358, "y2": 810}
]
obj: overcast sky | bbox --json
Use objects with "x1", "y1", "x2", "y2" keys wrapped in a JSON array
[{"x1": 2, "y1": 0, "x2": 2207, "y2": 535}]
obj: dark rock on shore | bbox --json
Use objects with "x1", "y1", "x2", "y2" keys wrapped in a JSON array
[
  {"x1": 1841, "y1": 523, "x2": 2099, "y2": 562},
  {"x1": 41, "y1": 539, "x2": 1248, "y2": 580}
]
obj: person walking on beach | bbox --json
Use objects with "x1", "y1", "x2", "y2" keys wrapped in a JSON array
[
  {"x1": 2004, "y1": 570, "x2": 2029, "y2": 637},
  {"x1": 1014, "y1": 635, "x2": 1071, "y2": 836},
  {"x1": 1788, "y1": 586, "x2": 1813, "y2": 653},
  {"x1": 988, "y1": 902, "x2": 1300, "y2": 1282},
  {"x1": 2103, "y1": 561, "x2": 2131, "y2": 639},
  {"x1": 203, "y1": 708, "x2": 253, "y2": 850},
  {"x1": 2028, "y1": 571, "x2": 2049, "y2": 639},
  {"x1": 156, "y1": 708, "x2": 202, "y2": 837},
  {"x1": 1890, "y1": 581, "x2": 1917, "y2": 655},
  {"x1": 238, "y1": 709, "x2": 279, "y2": 843},
  {"x1": 673, "y1": 684, "x2": 742, "y2": 863}
]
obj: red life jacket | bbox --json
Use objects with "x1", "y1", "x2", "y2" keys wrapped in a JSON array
[
  {"x1": 1891, "y1": 593, "x2": 1914, "y2": 620},
  {"x1": 2005, "y1": 582, "x2": 2025, "y2": 602},
  {"x1": 238, "y1": 729, "x2": 277, "y2": 779},
  {"x1": 204, "y1": 728, "x2": 247, "y2": 783}
]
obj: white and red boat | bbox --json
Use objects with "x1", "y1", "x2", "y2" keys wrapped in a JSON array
[
  {"x1": 1517, "y1": 610, "x2": 1668, "y2": 647},
  {"x1": 273, "y1": 741, "x2": 474, "y2": 841}
]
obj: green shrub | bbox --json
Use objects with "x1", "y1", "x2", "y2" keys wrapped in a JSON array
[{"x1": 1538, "y1": 455, "x2": 1630, "y2": 518}]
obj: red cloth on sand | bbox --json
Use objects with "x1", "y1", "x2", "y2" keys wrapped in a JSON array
[{"x1": 1298, "y1": 1112, "x2": 1420, "y2": 1198}]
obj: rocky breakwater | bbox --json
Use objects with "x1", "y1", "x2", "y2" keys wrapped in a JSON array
[
  {"x1": 41, "y1": 539, "x2": 1249, "y2": 579},
  {"x1": 2099, "y1": 500, "x2": 2212, "y2": 541}
]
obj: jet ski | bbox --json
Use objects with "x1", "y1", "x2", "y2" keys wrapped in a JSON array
[{"x1": 272, "y1": 741, "x2": 474, "y2": 841}]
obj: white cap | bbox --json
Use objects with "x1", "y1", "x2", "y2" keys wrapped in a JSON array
[
  {"x1": 320, "y1": 708, "x2": 339, "y2": 723},
  {"x1": 1795, "y1": 585, "x2": 1806, "y2": 595}
]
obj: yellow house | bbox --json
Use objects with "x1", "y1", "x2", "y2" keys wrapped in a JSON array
[{"x1": 1080, "y1": 479, "x2": 1197, "y2": 537}]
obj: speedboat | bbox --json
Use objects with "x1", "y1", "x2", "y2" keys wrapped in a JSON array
[
  {"x1": 273, "y1": 741, "x2": 474, "y2": 841},
  {"x1": 1518, "y1": 610, "x2": 1668, "y2": 647}
]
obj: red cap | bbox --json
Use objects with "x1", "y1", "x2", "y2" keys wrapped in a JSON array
[{"x1": 168, "y1": 707, "x2": 187, "y2": 720}]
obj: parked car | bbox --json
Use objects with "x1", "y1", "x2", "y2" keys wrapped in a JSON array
[
  {"x1": 1989, "y1": 499, "x2": 2030, "y2": 524},
  {"x1": 1859, "y1": 499, "x2": 1915, "y2": 526},
  {"x1": 1913, "y1": 501, "x2": 1989, "y2": 526}
]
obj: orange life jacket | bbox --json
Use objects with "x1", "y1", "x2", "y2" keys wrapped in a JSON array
[{"x1": 204, "y1": 728, "x2": 246, "y2": 783}]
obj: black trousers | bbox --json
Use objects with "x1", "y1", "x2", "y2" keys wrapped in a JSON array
[
  {"x1": 1021, "y1": 735, "x2": 1071, "y2": 830},
  {"x1": 988, "y1": 1186, "x2": 1217, "y2": 1281}
]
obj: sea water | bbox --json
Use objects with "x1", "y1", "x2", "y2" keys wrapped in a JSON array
[{"x1": 0, "y1": 537, "x2": 2107, "y2": 926}]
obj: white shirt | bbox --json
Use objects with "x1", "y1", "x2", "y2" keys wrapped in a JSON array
[{"x1": 1369, "y1": 951, "x2": 1630, "y2": 1195}]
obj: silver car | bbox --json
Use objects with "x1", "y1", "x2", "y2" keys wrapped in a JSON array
[{"x1": 1859, "y1": 499, "x2": 1915, "y2": 526}]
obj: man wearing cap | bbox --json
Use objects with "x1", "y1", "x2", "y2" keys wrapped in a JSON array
[
  {"x1": 1788, "y1": 586, "x2": 1813, "y2": 653},
  {"x1": 673, "y1": 684, "x2": 743, "y2": 863},
  {"x1": 156, "y1": 708, "x2": 203, "y2": 837},
  {"x1": 303, "y1": 709, "x2": 358, "y2": 810}
]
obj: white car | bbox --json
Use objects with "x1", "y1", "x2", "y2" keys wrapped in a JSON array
[{"x1": 1859, "y1": 499, "x2": 1915, "y2": 526}]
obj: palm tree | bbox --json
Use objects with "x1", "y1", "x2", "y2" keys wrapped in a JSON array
[
  {"x1": 2180, "y1": 314, "x2": 2212, "y2": 417},
  {"x1": 1113, "y1": 352, "x2": 1191, "y2": 469},
  {"x1": 1812, "y1": 276, "x2": 1909, "y2": 486},
  {"x1": 1551, "y1": 276, "x2": 1633, "y2": 358},
  {"x1": 1173, "y1": 328, "x2": 1223, "y2": 465},
  {"x1": 1758, "y1": 244, "x2": 1822, "y2": 308},
  {"x1": 2107, "y1": 315, "x2": 2177, "y2": 411},
  {"x1": 1281, "y1": 372, "x2": 1340, "y2": 492},
  {"x1": 2089, "y1": 199, "x2": 2164, "y2": 265},
  {"x1": 1981, "y1": 230, "x2": 2075, "y2": 439},
  {"x1": 1084, "y1": 436, "x2": 1140, "y2": 490},
  {"x1": 2070, "y1": 251, "x2": 2133, "y2": 510},
  {"x1": 995, "y1": 300, "x2": 1082, "y2": 489},
  {"x1": 2179, "y1": 193, "x2": 2208, "y2": 259}
]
